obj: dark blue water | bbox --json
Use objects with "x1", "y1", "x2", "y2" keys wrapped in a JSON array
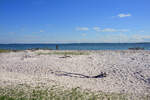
[{"x1": 0, "y1": 43, "x2": 150, "y2": 50}]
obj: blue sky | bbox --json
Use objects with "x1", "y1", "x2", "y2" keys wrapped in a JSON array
[{"x1": 0, "y1": 0, "x2": 150, "y2": 43}]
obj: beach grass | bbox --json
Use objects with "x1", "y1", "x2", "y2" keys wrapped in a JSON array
[
  {"x1": 0, "y1": 85, "x2": 149, "y2": 100},
  {"x1": 0, "y1": 49, "x2": 20, "y2": 53},
  {"x1": 0, "y1": 49, "x2": 11, "y2": 53},
  {"x1": 37, "y1": 51, "x2": 89, "y2": 55}
]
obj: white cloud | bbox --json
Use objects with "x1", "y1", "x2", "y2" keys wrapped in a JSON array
[
  {"x1": 76, "y1": 27, "x2": 89, "y2": 31},
  {"x1": 118, "y1": 13, "x2": 131, "y2": 18},
  {"x1": 98, "y1": 33, "x2": 150, "y2": 43},
  {"x1": 131, "y1": 34, "x2": 150, "y2": 42},
  {"x1": 93, "y1": 27, "x2": 101, "y2": 32},
  {"x1": 101, "y1": 28, "x2": 116, "y2": 32},
  {"x1": 93, "y1": 27, "x2": 129, "y2": 32}
]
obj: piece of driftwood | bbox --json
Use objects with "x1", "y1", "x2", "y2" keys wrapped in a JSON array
[
  {"x1": 51, "y1": 70, "x2": 107, "y2": 78},
  {"x1": 91, "y1": 72, "x2": 107, "y2": 78},
  {"x1": 59, "y1": 55, "x2": 71, "y2": 58},
  {"x1": 128, "y1": 47, "x2": 144, "y2": 50}
]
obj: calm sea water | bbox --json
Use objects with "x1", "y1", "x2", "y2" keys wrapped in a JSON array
[{"x1": 0, "y1": 43, "x2": 150, "y2": 50}]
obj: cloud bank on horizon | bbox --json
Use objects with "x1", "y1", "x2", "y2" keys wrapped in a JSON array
[
  {"x1": 0, "y1": 0, "x2": 150, "y2": 43},
  {"x1": 118, "y1": 13, "x2": 131, "y2": 18}
]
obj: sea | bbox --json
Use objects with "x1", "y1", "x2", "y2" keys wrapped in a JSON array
[{"x1": 0, "y1": 43, "x2": 150, "y2": 50}]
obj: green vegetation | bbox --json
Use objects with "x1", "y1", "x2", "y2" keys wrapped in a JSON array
[
  {"x1": 37, "y1": 51, "x2": 89, "y2": 55},
  {"x1": 0, "y1": 85, "x2": 149, "y2": 100},
  {"x1": 0, "y1": 49, "x2": 11, "y2": 53},
  {"x1": 0, "y1": 49, "x2": 20, "y2": 53}
]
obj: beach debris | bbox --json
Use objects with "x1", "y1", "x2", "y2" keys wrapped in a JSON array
[
  {"x1": 59, "y1": 55, "x2": 71, "y2": 58},
  {"x1": 52, "y1": 70, "x2": 107, "y2": 78},
  {"x1": 88, "y1": 57, "x2": 93, "y2": 59},
  {"x1": 128, "y1": 47, "x2": 144, "y2": 50},
  {"x1": 147, "y1": 78, "x2": 150, "y2": 84},
  {"x1": 21, "y1": 54, "x2": 32, "y2": 60},
  {"x1": 131, "y1": 57, "x2": 135, "y2": 60},
  {"x1": 29, "y1": 48, "x2": 52, "y2": 51},
  {"x1": 59, "y1": 51, "x2": 73, "y2": 58},
  {"x1": 28, "y1": 48, "x2": 41, "y2": 51},
  {"x1": 91, "y1": 72, "x2": 107, "y2": 78}
]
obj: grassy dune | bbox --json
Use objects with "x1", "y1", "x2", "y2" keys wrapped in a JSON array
[
  {"x1": 0, "y1": 49, "x2": 11, "y2": 53},
  {"x1": 0, "y1": 85, "x2": 149, "y2": 100},
  {"x1": 0, "y1": 49, "x2": 20, "y2": 53},
  {"x1": 37, "y1": 51, "x2": 89, "y2": 55}
]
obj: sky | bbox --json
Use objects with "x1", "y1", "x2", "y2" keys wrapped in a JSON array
[{"x1": 0, "y1": 0, "x2": 150, "y2": 43}]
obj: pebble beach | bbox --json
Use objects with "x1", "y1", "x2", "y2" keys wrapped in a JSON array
[{"x1": 0, "y1": 50, "x2": 150, "y2": 96}]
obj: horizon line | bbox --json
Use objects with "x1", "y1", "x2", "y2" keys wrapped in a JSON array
[{"x1": 0, "y1": 42, "x2": 150, "y2": 44}]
